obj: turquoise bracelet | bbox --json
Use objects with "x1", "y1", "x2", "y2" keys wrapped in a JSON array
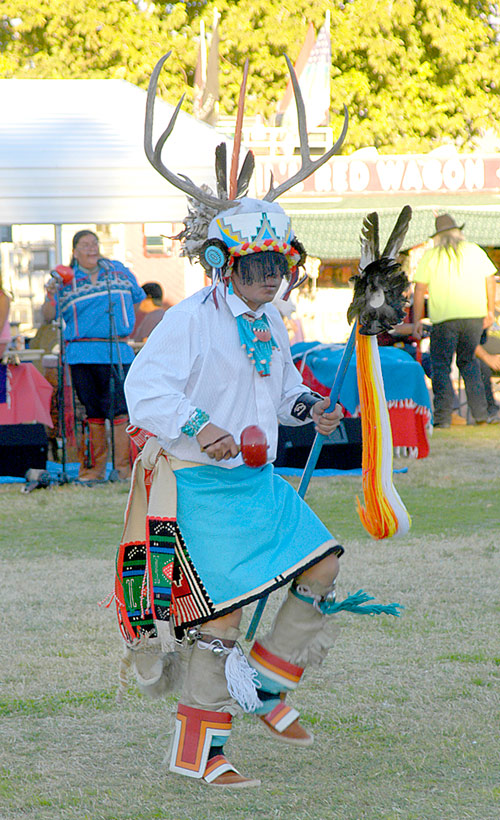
[{"x1": 181, "y1": 408, "x2": 210, "y2": 437}]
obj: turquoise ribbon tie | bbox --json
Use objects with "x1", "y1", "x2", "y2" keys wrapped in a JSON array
[{"x1": 236, "y1": 313, "x2": 277, "y2": 377}]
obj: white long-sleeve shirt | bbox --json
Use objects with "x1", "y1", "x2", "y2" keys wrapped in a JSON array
[{"x1": 125, "y1": 284, "x2": 316, "y2": 468}]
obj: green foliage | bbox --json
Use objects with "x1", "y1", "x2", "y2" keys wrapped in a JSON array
[
  {"x1": 0, "y1": 0, "x2": 186, "y2": 91},
  {"x1": 328, "y1": 0, "x2": 500, "y2": 151},
  {"x1": 1, "y1": 0, "x2": 500, "y2": 149}
]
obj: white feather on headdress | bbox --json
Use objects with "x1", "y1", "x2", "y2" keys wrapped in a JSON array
[{"x1": 175, "y1": 185, "x2": 219, "y2": 263}]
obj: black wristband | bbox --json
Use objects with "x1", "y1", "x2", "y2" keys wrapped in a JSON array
[{"x1": 291, "y1": 392, "x2": 323, "y2": 421}]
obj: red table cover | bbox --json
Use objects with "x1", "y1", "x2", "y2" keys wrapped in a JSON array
[{"x1": 0, "y1": 363, "x2": 53, "y2": 427}]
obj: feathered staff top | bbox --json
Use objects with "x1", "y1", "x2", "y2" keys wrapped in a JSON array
[{"x1": 347, "y1": 207, "x2": 413, "y2": 539}]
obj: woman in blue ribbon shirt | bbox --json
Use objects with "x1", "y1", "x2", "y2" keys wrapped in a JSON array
[{"x1": 42, "y1": 230, "x2": 144, "y2": 481}]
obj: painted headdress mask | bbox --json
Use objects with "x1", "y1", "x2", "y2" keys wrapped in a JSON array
[
  {"x1": 205, "y1": 197, "x2": 301, "y2": 284},
  {"x1": 145, "y1": 52, "x2": 348, "y2": 298}
]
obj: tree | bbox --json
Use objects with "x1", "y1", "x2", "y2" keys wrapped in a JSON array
[
  {"x1": 2, "y1": 0, "x2": 500, "y2": 152},
  {"x1": 0, "y1": 0, "x2": 190, "y2": 96},
  {"x1": 328, "y1": 0, "x2": 500, "y2": 151}
]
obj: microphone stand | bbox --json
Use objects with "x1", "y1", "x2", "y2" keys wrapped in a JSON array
[
  {"x1": 100, "y1": 258, "x2": 125, "y2": 482},
  {"x1": 51, "y1": 275, "x2": 72, "y2": 485}
]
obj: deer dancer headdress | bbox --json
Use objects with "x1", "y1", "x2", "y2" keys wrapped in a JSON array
[{"x1": 145, "y1": 51, "x2": 348, "y2": 298}]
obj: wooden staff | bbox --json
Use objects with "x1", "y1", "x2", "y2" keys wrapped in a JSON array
[{"x1": 228, "y1": 59, "x2": 249, "y2": 199}]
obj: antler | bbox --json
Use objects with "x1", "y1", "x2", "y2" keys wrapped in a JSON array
[
  {"x1": 145, "y1": 52, "x2": 235, "y2": 211},
  {"x1": 263, "y1": 54, "x2": 348, "y2": 202}
]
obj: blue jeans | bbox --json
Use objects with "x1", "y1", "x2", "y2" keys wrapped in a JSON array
[{"x1": 430, "y1": 319, "x2": 487, "y2": 425}]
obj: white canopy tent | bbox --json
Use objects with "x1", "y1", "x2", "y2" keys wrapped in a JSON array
[{"x1": 0, "y1": 78, "x2": 232, "y2": 260}]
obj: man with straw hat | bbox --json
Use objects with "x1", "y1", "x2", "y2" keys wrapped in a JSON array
[{"x1": 413, "y1": 213, "x2": 497, "y2": 427}]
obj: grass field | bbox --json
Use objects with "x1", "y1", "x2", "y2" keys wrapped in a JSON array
[{"x1": 1, "y1": 426, "x2": 499, "y2": 820}]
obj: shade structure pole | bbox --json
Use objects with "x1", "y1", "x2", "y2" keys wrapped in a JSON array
[{"x1": 54, "y1": 224, "x2": 63, "y2": 266}]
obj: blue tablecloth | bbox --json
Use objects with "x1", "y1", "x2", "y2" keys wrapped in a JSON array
[{"x1": 292, "y1": 341, "x2": 432, "y2": 417}]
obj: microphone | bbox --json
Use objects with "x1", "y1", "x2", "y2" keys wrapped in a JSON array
[
  {"x1": 50, "y1": 265, "x2": 74, "y2": 285},
  {"x1": 22, "y1": 468, "x2": 52, "y2": 494},
  {"x1": 98, "y1": 257, "x2": 114, "y2": 272}
]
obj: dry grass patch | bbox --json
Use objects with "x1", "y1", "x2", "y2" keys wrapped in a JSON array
[{"x1": 1, "y1": 426, "x2": 499, "y2": 820}]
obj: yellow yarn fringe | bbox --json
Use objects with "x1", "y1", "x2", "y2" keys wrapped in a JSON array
[{"x1": 355, "y1": 327, "x2": 411, "y2": 539}]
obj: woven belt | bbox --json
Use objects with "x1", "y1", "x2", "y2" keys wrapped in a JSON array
[{"x1": 66, "y1": 337, "x2": 130, "y2": 343}]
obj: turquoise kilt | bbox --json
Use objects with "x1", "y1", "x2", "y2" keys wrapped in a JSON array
[{"x1": 174, "y1": 462, "x2": 342, "y2": 613}]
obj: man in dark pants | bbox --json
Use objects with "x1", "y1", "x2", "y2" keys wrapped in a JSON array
[
  {"x1": 476, "y1": 330, "x2": 500, "y2": 422},
  {"x1": 413, "y1": 214, "x2": 497, "y2": 427}
]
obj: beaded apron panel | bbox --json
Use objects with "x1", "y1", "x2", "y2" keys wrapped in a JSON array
[{"x1": 147, "y1": 517, "x2": 215, "y2": 634}]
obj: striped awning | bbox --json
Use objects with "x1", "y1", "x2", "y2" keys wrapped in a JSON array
[{"x1": 289, "y1": 205, "x2": 500, "y2": 260}]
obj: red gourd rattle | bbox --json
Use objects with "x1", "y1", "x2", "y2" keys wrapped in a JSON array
[
  {"x1": 240, "y1": 425, "x2": 268, "y2": 468},
  {"x1": 52, "y1": 265, "x2": 75, "y2": 285}
]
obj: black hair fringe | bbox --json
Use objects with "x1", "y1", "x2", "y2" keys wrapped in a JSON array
[{"x1": 233, "y1": 251, "x2": 290, "y2": 284}]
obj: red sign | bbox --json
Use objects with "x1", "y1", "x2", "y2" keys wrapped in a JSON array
[{"x1": 254, "y1": 155, "x2": 500, "y2": 197}]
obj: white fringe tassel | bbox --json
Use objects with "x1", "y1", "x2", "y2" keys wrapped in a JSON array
[{"x1": 225, "y1": 646, "x2": 262, "y2": 713}]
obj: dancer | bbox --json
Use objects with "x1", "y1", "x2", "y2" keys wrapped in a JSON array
[{"x1": 116, "y1": 53, "x2": 401, "y2": 789}]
